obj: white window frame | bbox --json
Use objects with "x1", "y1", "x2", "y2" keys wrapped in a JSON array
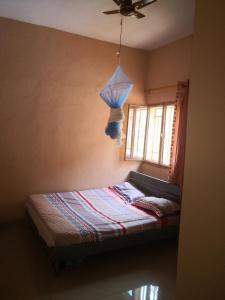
[{"x1": 125, "y1": 103, "x2": 175, "y2": 168}]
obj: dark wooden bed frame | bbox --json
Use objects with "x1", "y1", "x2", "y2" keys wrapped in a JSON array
[{"x1": 27, "y1": 171, "x2": 180, "y2": 273}]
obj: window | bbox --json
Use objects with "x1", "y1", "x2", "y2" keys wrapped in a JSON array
[{"x1": 125, "y1": 104, "x2": 175, "y2": 167}]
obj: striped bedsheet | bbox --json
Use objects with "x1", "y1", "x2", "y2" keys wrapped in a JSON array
[{"x1": 27, "y1": 186, "x2": 179, "y2": 247}]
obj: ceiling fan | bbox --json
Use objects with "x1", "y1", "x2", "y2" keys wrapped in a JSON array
[{"x1": 103, "y1": 0, "x2": 157, "y2": 19}]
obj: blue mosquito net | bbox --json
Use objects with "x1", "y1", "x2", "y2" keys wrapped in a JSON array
[{"x1": 100, "y1": 65, "x2": 133, "y2": 144}]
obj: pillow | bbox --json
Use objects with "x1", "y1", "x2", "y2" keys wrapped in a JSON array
[
  {"x1": 112, "y1": 182, "x2": 145, "y2": 203},
  {"x1": 132, "y1": 196, "x2": 180, "y2": 217}
]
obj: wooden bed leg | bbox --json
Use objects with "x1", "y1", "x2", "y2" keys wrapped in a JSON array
[
  {"x1": 53, "y1": 260, "x2": 66, "y2": 276},
  {"x1": 52, "y1": 257, "x2": 85, "y2": 275}
]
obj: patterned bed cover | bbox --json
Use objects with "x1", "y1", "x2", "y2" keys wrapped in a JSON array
[{"x1": 26, "y1": 186, "x2": 179, "y2": 247}]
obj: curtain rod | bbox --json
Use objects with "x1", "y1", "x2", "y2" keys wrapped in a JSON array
[{"x1": 144, "y1": 83, "x2": 177, "y2": 93}]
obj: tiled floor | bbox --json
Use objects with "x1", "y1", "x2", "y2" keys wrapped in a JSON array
[{"x1": 0, "y1": 222, "x2": 178, "y2": 300}]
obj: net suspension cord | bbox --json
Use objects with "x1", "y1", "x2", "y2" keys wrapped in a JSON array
[{"x1": 117, "y1": 16, "x2": 123, "y2": 65}]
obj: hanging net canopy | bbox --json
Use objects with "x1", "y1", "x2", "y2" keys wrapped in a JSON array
[{"x1": 100, "y1": 65, "x2": 133, "y2": 144}]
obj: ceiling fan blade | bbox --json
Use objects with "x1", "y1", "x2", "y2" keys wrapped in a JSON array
[
  {"x1": 134, "y1": 0, "x2": 157, "y2": 10},
  {"x1": 103, "y1": 9, "x2": 120, "y2": 15},
  {"x1": 113, "y1": 0, "x2": 123, "y2": 6},
  {"x1": 134, "y1": 10, "x2": 145, "y2": 19}
]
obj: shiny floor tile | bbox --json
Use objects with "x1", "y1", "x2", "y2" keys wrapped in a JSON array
[
  {"x1": 0, "y1": 222, "x2": 178, "y2": 300},
  {"x1": 126, "y1": 285, "x2": 160, "y2": 300},
  {"x1": 105, "y1": 284, "x2": 160, "y2": 300},
  {"x1": 105, "y1": 283, "x2": 174, "y2": 300}
]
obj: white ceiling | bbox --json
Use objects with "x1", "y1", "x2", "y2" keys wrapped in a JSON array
[{"x1": 0, "y1": 0, "x2": 195, "y2": 50}]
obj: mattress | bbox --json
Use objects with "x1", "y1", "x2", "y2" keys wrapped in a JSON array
[{"x1": 26, "y1": 186, "x2": 179, "y2": 247}]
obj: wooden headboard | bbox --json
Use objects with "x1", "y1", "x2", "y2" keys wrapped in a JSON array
[{"x1": 128, "y1": 171, "x2": 180, "y2": 203}]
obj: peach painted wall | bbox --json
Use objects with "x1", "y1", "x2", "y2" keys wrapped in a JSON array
[
  {"x1": 139, "y1": 36, "x2": 193, "y2": 180},
  {"x1": 146, "y1": 36, "x2": 193, "y2": 90},
  {"x1": 0, "y1": 17, "x2": 148, "y2": 223},
  {"x1": 176, "y1": 1, "x2": 225, "y2": 299}
]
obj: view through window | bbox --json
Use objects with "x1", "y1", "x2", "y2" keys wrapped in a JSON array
[{"x1": 125, "y1": 104, "x2": 175, "y2": 167}]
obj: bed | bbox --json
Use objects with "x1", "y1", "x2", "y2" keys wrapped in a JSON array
[{"x1": 26, "y1": 171, "x2": 180, "y2": 272}]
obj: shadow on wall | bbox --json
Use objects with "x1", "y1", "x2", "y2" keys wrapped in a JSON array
[{"x1": 138, "y1": 162, "x2": 169, "y2": 181}]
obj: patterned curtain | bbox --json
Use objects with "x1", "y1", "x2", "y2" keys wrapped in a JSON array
[{"x1": 169, "y1": 81, "x2": 189, "y2": 188}]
